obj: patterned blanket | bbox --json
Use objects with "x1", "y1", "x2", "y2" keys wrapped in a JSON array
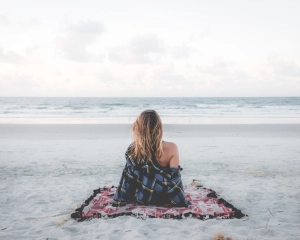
[{"x1": 71, "y1": 186, "x2": 247, "y2": 221}]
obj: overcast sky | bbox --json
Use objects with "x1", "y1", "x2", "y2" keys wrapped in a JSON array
[{"x1": 0, "y1": 0, "x2": 299, "y2": 97}]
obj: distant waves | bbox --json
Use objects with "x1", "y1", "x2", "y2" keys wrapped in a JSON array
[{"x1": 0, "y1": 97, "x2": 299, "y2": 124}]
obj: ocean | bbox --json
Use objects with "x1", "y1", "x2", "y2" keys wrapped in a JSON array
[{"x1": 0, "y1": 97, "x2": 299, "y2": 124}]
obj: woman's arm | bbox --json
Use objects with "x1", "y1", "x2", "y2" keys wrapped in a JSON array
[
  {"x1": 112, "y1": 163, "x2": 138, "y2": 207},
  {"x1": 112, "y1": 150, "x2": 139, "y2": 207}
]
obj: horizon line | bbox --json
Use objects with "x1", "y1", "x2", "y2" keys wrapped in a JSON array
[{"x1": 0, "y1": 96, "x2": 299, "y2": 98}]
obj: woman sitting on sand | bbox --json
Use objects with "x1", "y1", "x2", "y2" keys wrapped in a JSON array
[{"x1": 112, "y1": 110, "x2": 190, "y2": 207}]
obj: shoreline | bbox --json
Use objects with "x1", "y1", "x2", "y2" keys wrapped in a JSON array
[
  {"x1": 1, "y1": 124, "x2": 299, "y2": 139},
  {"x1": 1, "y1": 117, "x2": 300, "y2": 124}
]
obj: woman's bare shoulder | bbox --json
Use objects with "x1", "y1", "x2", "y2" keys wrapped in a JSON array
[
  {"x1": 162, "y1": 141, "x2": 179, "y2": 168},
  {"x1": 162, "y1": 141, "x2": 178, "y2": 152}
]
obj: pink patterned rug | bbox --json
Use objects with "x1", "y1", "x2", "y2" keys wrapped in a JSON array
[{"x1": 71, "y1": 186, "x2": 246, "y2": 221}]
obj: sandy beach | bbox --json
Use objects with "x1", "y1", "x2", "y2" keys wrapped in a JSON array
[{"x1": 0, "y1": 124, "x2": 299, "y2": 239}]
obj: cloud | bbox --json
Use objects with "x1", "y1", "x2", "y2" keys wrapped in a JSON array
[
  {"x1": 67, "y1": 20, "x2": 104, "y2": 35},
  {"x1": 131, "y1": 71, "x2": 148, "y2": 85},
  {"x1": 268, "y1": 53, "x2": 300, "y2": 78},
  {"x1": 234, "y1": 70, "x2": 249, "y2": 80},
  {"x1": 0, "y1": 74, "x2": 37, "y2": 87},
  {"x1": 108, "y1": 34, "x2": 165, "y2": 64},
  {"x1": 171, "y1": 44, "x2": 193, "y2": 59},
  {"x1": 0, "y1": 14, "x2": 39, "y2": 28},
  {"x1": 24, "y1": 44, "x2": 46, "y2": 57},
  {"x1": 53, "y1": 71, "x2": 62, "y2": 77},
  {"x1": 0, "y1": 47, "x2": 25, "y2": 64},
  {"x1": 55, "y1": 19, "x2": 105, "y2": 62},
  {"x1": 199, "y1": 56, "x2": 235, "y2": 76},
  {"x1": 0, "y1": 15, "x2": 10, "y2": 25},
  {"x1": 19, "y1": 18, "x2": 39, "y2": 28},
  {"x1": 188, "y1": 29, "x2": 211, "y2": 42},
  {"x1": 151, "y1": 63, "x2": 186, "y2": 85},
  {"x1": 96, "y1": 69, "x2": 121, "y2": 84}
]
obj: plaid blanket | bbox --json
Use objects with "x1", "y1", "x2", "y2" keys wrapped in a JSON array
[
  {"x1": 112, "y1": 147, "x2": 190, "y2": 207},
  {"x1": 70, "y1": 186, "x2": 247, "y2": 221}
]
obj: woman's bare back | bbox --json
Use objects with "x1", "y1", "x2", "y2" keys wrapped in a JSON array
[{"x1": 155, "y1": 141, "x2": 179, "y2": 168}]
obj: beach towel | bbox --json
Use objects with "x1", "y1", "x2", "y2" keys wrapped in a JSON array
[{"x1": 71, "y1": 186, "x2": 246, "y2": 222}]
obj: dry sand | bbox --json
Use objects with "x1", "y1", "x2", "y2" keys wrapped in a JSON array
[{"x1": 0, "y1": 124, "x2": 299, "y2": 239}]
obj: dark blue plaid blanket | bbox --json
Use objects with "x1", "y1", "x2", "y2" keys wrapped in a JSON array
[{"x1": 112, "y1": 146, "x2": 190, "y2": 207}]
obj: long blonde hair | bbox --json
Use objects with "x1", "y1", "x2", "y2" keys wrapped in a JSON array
[{"x1": 129, "y1": 110, "x2": 163, "y2": 163}]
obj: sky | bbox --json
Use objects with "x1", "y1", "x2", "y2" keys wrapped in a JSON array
[{"x1": 0, "y1": 0, "x2": 299, "y2": 97}]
